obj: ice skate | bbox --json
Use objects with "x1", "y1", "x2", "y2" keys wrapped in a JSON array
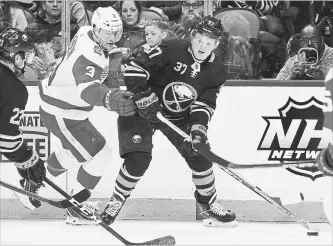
[
  {"x1": 66, "y1": 200, "x2": 101, "y2": 226},
  {"x1": 100, "y1": 192, "x2": 126, "y2": 225},
  {"x1": 196, "y1": 192, "x2": 238, "y2": 228},
  {"x1": 13, "y1": 179, "x2": 44, "y2": 210}
]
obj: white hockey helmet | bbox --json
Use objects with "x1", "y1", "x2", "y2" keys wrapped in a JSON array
[{"x1": 91, "y1": 6, "x2": 123, "y2": 43}]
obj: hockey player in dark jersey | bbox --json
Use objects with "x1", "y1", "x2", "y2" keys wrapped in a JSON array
[
  {"x1": 0, "y1": 28, "x2": 46, "y2": 210},
  {"x1": 100, "y1": 16, "x2": 237, "y2": 227}
]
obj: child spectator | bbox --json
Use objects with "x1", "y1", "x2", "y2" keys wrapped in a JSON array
[{"x1": 143, "y1": 20, "x2": 168, "y2": 50}]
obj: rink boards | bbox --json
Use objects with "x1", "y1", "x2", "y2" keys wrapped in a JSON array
[{"x1": 0, "y1": 80, "x2": 331, "y2": 222}]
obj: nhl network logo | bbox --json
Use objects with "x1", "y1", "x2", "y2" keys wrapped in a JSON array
[{"x1": 257, "y1": 97, "x2": 330, "y2": 161}]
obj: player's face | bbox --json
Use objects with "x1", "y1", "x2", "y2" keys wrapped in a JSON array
[
  {"x1": 190, "y1": 32, "x2": 219, "y2": 61},
  {"x1": 145, "y1": 26, "x2": 166, "y2": 48},
  {"x1": 98, "y1": 29, "x2": 119, "y2": 52},
  {"x1": 121, "y1": 0, "x2": 139, "y2": 26}
]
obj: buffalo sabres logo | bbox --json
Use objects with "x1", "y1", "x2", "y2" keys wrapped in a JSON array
[{"x1": 163, "y1": 82, "x2": 198, "y2": 113}]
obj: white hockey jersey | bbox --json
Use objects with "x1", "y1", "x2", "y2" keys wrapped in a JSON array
[{"x1": 38, "y1": 26, "x2": 110, "y2": 120}]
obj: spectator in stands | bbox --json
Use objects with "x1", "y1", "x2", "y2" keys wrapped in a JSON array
[
  {"x1": 120, "y1": 0, "x2": 143, "y2": 29},
  {"x1": 179, "y1": 0, "x2": 203, "y2": 22},
  {"x1": 25, "y1": 0, "x2": 87, "y2": 80},
  {"x1": 117, "y1": 1, "x2": 145, "y2": 54},
  {"x1": 141, "y1": 1, "x2": 181, "y2": 22},
  {"x1": 172, "y1": 0, "x2": 204, "y2": 40},
  {"x1": 276, "y1": 24, "x2": 333, "y2": 80},
  {"x1": 0, "y1": 1, "x2": 29, "y2": 31}
]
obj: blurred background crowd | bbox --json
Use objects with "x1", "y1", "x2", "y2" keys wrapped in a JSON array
[{"x1": 2, "y1": 0, "x2": 333, "y2": 81}]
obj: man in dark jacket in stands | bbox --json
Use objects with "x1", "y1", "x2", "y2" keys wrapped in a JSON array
[{"x1": 24, "y1": 0, "x2": 87, "y2": 79}]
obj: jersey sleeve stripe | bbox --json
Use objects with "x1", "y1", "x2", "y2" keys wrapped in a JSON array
[
  {"x1": 123, "y1": 64, "x2": 145, "y2": 72},
  {"x1": 190, "y1": 108, "x2": 212, "y2": 122},
  {"x1": 77, "y1": 81, "x2": 99, "y2": 95},
  {"x1": 0, "y1": 133, "x2": 22, "y2": 140},
  {"x1": 0, "y1": 140, "x2": 23, "y2": 153},
  {"x1": 129, "y1": 61, "x2": 150, "y2": 80},
  {"x1": 39, "y1": 84, "x2": 93, "y2": 112},
  {"x1": 123, "y1": 73, "x2": 147, "y2": 77}
]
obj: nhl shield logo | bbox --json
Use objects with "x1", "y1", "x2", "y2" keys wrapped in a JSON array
[
  {"x1": 162, "y1": 82, "x2": 198, "y2": 113},
  {"x1": 258, "y1": 97, "x2": 331, "y2": 180}
]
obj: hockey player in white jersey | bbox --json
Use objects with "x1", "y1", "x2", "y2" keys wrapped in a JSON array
[{"x1": 36, "y1": 7, "x2": 136, "y2": 225}]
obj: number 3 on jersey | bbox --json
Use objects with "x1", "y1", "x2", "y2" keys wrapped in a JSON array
[
  {"x1": 10, "y1": 108, "x2": 24, "y2": 125},
  {"x1": 85, "y1": 66, "x2": 95, "y2": 77}
]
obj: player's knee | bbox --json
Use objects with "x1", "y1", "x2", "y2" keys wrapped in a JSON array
[
  {"x1": 77, "y1": 144, "x2": 112, "y2": 189},
  {"x1": 88, "y1": 134, "x2": 106, "y2": 158},
  {"x1": 123, "y1": 151, "x2": 152, "y2": 177},
  {"x1": 185, "y1": 156, "x2": 213, "y2": 172},
  {"x1": 46, "y1": 152, "x2": 68, "y2": 177}
]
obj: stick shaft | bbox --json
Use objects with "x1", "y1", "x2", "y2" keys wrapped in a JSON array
[
  {"x1": 0, "y1": 180, "x2": 64, "y2": 208},
  {"x1": 157, "y1": 112, "x2": 316, "y2": 169},
  {"x1": 157, "y1": 112, "x2": 310, "y2": 230}
]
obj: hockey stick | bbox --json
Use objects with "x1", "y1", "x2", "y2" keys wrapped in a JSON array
[
  {"x1": 227, "y1": 160, "x2": 317, "y2": 169},
  {"x1": 43, "y1": 176, "x2": 176, "y2": 246},
  {"x1": 156, "y1": 113, "x2": 316, "y2": 169},
  {"x1": 0, "y1": 180, "x2": 90, "y2": 208},
  {"x1": 157, "y1": 112, "x2": 310, "y2": 230}
]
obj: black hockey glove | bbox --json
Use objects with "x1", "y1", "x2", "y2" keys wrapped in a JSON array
[
  {"x1": 190, "y1": 124, "x2": 209, "y2": 152},
  {"x1": 316, "y1": 144, "x2": 333, "y2": 176},
  {"x1": 104, "y1": 88, "x2": 137, "y2": 116},
  {"x1": 133, "y1": 88, "x2": 162, "y2": 124},
  {"x1": 15, "y1": 151, "x2": 46, "y2": 184}
]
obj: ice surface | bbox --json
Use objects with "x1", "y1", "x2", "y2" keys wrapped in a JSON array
[{"x1": 0, "y1": 220, "x2": 332, "y2": 245}]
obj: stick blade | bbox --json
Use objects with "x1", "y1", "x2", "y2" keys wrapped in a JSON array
[{"x1": 135, "y1": 235, "x2": 176, "y2": 245}]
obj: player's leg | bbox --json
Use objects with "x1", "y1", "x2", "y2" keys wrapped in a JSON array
[
  {"x1": 100, "y1": 115, "x2": 153, "y2": 225},
  {"x1": 160, "y1": 123, "x2": 237, "y2": 227},
  {"x1": 0, "y1": 107, "x2": 45, "y2": 210},
  {"x1": 39, "y1": 108, "x2": 112, "y2": 224}
]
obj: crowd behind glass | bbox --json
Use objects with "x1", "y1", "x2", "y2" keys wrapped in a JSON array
[{"x1": 2, "y1": 0, "x2": 333, "y2": 81}]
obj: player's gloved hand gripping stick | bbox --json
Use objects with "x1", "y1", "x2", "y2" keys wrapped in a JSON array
[{"x1": 157, "y1": 112, "x2": 312, "y2": 230}]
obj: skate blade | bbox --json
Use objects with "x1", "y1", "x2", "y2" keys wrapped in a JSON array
[
  {"x1": 66, "y1": 217, "x2": 101, "y2": 226},
  {"x1": 203, "y1": 218, "x2": 238, "y2": 228},
  {"x1": 12, "y1": 191, "x2": 37, "y2": 211}
]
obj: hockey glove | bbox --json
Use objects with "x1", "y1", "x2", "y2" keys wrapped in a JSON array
[
  {"x1": 133, "y1": 88, "x2": 162, "y2": 124},
  {"x1": 316, "y1": 144, "x2": 333, "y2": 176},
  {"x1": 190, "y1": 124, "x2": 209, "y2": 152},
  {"x1": 109, "y1": 47, "x2": 131, "y2": 72},
  {"x1": 104, "y1": 88, "x2": 136, "y2": 116},
  {"x1": 15, "y1": 150, "x2": 46, "y2": 184}
]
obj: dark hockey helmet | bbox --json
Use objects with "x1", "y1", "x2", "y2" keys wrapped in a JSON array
[
  {"x1": 0, "y1": 27, "x2": 35, "y2": 65},
  {"x1": 192, "y1": 16, "x2": 223, "y2": 40}
]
